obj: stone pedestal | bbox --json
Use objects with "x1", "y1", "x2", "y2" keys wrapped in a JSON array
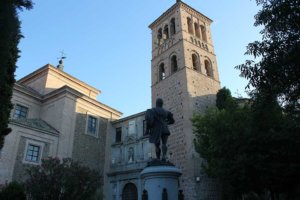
[{"x1": 140, "y1": 161, "x2": 182, "y2": 200}]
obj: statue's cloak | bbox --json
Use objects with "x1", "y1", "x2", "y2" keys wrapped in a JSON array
[{"x1": 146, "y1": 107, "x2": 174, "y2": 144}]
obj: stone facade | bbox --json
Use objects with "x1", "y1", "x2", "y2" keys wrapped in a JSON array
[
  {"x1": 0, "y1": 65, "x2": 122, "y2": 185},
  {"x1": 72, "y1": 107, "x2": 109, "y2": 174},
  {"x1": 105, "y1": 112, "x2": 152, "y2": 200},
  {"x1": 0, "y1": 119, "x2": 59, "y2": 183}
]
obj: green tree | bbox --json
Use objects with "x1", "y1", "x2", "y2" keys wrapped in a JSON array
[
  {"x1": 236, "y1": 0, "x2": 300, "y2": 112},
  {"x1": 193, "y1": 88, "x2": 252, "y2": 198},
  {"x1": 0, "y1": 0, "x2": 33, "y2": 149},
  {"x1": 233, "y1": 0, "x2": 300, "y2": 196},
  {"x1": 0, "y1": 181, "x2": 26, "y2": 200},
  {"x1": 25, "y1": 157, "x2": 101, "y2": 200},
  {"x1": 216, "y1": 87, "x2": 237, "y2": 110},
  {"x1": 192, "y1": 88, "x2": 300, "y2": 199}
]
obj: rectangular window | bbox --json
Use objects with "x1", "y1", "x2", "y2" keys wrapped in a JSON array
[
  {"x1": 14, "y1": 104, "x2": 28, "y2": 119},
  {"x1": 115, "y1": 127, "x2": 122, "y2": 143},
  {"x1": 128, "y1": 120, "x2": 135, "y2": 135},
  {"x1": 25, "y1": 144, "x2": 40, "y2": 162},
  {"x1": 87, "y1": 116, "x2": 97, "y2": 135},
  {"x1": 143, "y1": 120, "x2": 148, "y2": 136}
]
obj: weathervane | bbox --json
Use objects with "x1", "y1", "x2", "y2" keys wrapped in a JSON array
[{"x1": 57, "y1": 51, "x2": 67, "y2": 71}]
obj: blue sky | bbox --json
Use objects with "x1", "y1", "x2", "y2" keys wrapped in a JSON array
[{"x1": 17, "y1": 0, "x2": 261, "y2": 117}]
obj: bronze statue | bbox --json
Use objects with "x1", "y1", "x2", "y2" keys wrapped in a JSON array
[{"x1": 145, "y1": 98, "x2": 175, "y2": 161}]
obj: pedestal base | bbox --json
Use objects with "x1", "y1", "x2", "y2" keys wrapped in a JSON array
[{"x1": 141, "y1": 161, "x2": 182, "y2": 200}]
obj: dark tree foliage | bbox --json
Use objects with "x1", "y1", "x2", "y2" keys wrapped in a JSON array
[
  {"x1": 236, "y1": 0, "x2": 300, "y2": 112},
  {"x1": 25, "y1": 157, "x2": 101, "y2": 200},
  {"x1": 0, "y1": 181, "x2": 26, "y2": 200},
  {"x1": 0, "y1": 0, "x2": 32, "y2": 149},
  {"x1": 216, "y1": 87, "x2": 237, "y2": 110},
  {"x1": 192, "y1": 88, "x2": 300, "y2": 199}
]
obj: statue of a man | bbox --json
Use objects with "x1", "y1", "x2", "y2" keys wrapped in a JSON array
[{"x1": 145, "y1": 98, "x2": 175, "y2": 161}]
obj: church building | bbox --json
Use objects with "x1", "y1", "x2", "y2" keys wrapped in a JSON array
[
  {"x1": 0, "y1": 63, "x2": 122, "y2": 184},
  {"x1": 0, "y1": 1, "x2": 221, "y2": 200}
]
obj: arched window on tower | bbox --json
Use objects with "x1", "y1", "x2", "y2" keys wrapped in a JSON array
[
  {"x1": 187, "y1": 17, "x2": 193, "y2": 34},
  {"x1": 159, "y1": 63, "x2": 166, "y2": 81},
  {"x1": 171, "y1": 55, "x2": 178, "y2": 74},
  {"x1": 194, "y1": 23, "x2": 200, "y2": 38},
  {"x1": 157, "y1": 28, "x2": 162, "y2": 44},
  {"x1": 163, "y1": 25, "x2": 169, "y2": 39},
  {"x1": 170, "y1": 18, "x2": 176, "y2": 36},
  {"x1": 200, "y1": 25, "x2": 207, "y2": 42},
  {"x1": 192, "y1": 53, "x2": 200, "y2": 71},
  {"x1": 205, "y1": 59, "x2": 213, "y2": 77}
]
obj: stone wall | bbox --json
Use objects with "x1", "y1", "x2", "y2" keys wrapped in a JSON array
[
  {"x1": 150, "y1": 2, "x2": 221, "y2": 199},
  {"x1": 12, "y1": 136, "x2": 50, "y2": 182},
  {"x1": 72, "y1": 107, "x2": 108, "y2": 176},
  {"x1": 105, "y1": 112, "x2": 150, "y2": 200}
]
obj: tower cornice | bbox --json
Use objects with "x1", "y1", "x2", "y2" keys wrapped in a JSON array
[{"x1": 149, "y1": 1, "x2": 213, "y2": 29}]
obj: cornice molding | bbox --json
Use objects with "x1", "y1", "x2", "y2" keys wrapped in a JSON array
[
  {"x1": 180, "y1": 3, "x2": 212, "y2": 24},
  {"x1": 13, "y1": 84, "x2": 123, "y2": 118},
  {"x1": 149, "y1": 2, "x2": 179, "y2": 29},
  {"x1": 14, "y1": 83, "x2": 42, "y2": 101},
  {"x1": 112, "y1": 111, "x2": 146, "y2": 124},
  {"x1": 9, "y1": 118, "x2": 59, "y2": 135},
  {"x1": 149, "y1": 2, "x2": 212, "y2": 29},
  {"x1": 42, "y1": 85, "x2": 123, "y2": 117},
  {"x1": 17, "y1": 64, "x2": 101, "y2": 95}
]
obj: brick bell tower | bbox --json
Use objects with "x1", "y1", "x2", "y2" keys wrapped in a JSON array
[{"x1": 149, "y1": 1, "x2": 221, "y2": 199}]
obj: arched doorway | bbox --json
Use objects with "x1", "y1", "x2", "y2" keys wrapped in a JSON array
[{"x1": 122, "y1": 183, "x2": 138, "y2": 200}]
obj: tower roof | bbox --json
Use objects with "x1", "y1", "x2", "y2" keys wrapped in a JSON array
[{"x1": 149, "y1": 1, "x2": 213, "y2": 29}]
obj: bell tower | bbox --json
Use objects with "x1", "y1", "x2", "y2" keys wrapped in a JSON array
[{"x1": 149, "y1": 1, "x2": 221, "y2": 199}]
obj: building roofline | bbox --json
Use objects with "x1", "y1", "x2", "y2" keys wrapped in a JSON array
[
  {"x1": 112, "y1": 111, "x2": 146, "y2": 124},
  {"x1": 13, "y1": 83, "x2": 122, "y2": 118},
  {"x1": 43, "y1": 85, "x2": 123, "y2": 117},
  {"x1": 14, "y1": 83, "x2": 42, "y2": 100},
  {"x1": 149, "y1": 1, "x2": 213, "y2": 29},
  {"x1": 17, "y1": 64, "x2": 101, "y2": 95},
  {"x1": 9, "y1": 118, "x2": 59, "y2": 135}
]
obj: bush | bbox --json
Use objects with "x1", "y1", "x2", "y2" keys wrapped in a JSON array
[
  {"x1": 0, "y1": 181, "x2": 26, "y2": 200},
  {"x1": 25, "y1": 157, "x2": 101, "y2": 200}
]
